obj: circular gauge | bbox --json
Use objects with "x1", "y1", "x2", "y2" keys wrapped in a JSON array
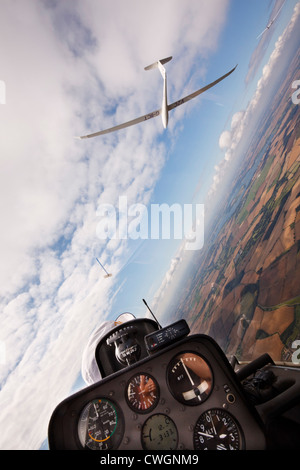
[
  {"x1": 126, "y1": 373, "x2": 159, "y2": 413},
  {"x1": 193, "y1": 409, "x2": 244, "y2": 450},
  {"x1": 141, "y1": 414, "x2": 178, "y2": 450},
  {"x1": 167, "y1": 351, "x2": 213, "y2": 405},
  {"x1": 78, "y1": 398, "x2": 124, "y2": 450}
]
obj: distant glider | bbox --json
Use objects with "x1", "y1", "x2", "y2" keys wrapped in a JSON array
[
  {"x1": 256, "y1": 2, "x2": 285, "y2": 39},
  {"x1": 96, "y1": 258, "x2": 112, "y2": 278},
  {"x1": 77, "y1": 57, "x2": 237, "y2": 139}
]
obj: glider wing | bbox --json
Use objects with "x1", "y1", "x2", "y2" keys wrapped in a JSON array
[
  {"x1": 77, "y1": 108, "x2": 161, "y2": 139},
  {"x1": 256, "y1": 27, "x2": 268, "y2": 39},
  {"x1": 168, "y1": 65, "x2": 237, "y2": 112}
]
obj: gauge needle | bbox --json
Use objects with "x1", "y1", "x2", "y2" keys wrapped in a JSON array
[
  {"x1": 181, "y1": 358, "x2": 194, "y2": 385},
  {"x1": 197, "y1": 431, "x2": 214, "y2": 439},
  {"x1": 93, "y1": 403, "x2": 99, "y2": 418},
  {"x1": 209, "y1": 411, "x2": 217, "y2": 435}
]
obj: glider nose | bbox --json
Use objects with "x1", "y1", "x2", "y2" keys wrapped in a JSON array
[{"x1": 162, "y1": 111, "x2": 168, "y2": 129}]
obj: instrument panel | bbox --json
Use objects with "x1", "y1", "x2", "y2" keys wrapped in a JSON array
[{"x1": 48, "y1": 334, "x2": 266, "y2": 450}]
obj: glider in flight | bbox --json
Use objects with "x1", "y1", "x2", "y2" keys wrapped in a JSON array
[
  {"x1": 256, "y1": 2, "x2": 285, "y2": 39},
  {"x1": 96, "y1": 257, "x2": 112, "y2": 278},
  {"x1": 77, "y1": 57, "x2": 237, "y2": 139}
]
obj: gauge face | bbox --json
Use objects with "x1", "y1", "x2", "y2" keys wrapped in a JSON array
[
  {"x1": 193, "y1": 409, "x2": 243, "y2": 450},
  {"x1": 141, "y1": 414, "x2": 178, "y2": 450},
  {"x1": 167, "y1": 352, "x2": 213, "y2": 405},
  {"x1": 78, "y1": 398, "x2": 124, "y2": 450},
  {"x1": 126, "y1": 373, "x2": 159, "y2": 413}
]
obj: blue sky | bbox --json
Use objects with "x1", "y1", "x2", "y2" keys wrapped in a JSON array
[{"x1": 0, "y1": 0, "x2": 298, "y2": 450}]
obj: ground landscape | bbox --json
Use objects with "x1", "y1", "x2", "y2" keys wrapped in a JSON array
[{"x1": 173, "y1": 52, "x2": 300, "y2": 363}]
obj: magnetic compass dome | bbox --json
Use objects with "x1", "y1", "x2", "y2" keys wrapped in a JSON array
[{"x1": 81, "y1": 313, "x2": 135, "y2": 385}]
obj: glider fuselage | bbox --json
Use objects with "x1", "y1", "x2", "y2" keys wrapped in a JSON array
[{"x1": 158, "y1": 60, "x2": 169, "y2": 128}]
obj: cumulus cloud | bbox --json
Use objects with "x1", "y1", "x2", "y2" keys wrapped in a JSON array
[
  {"x1": 208, "y1": 110, "x2": 245, "y2": 196},
  {"x1": 218, "y1": 130, "x2": 231, "y2": 150},
  {"x1": 0, "y1": 0, "x2": 230, "y2": 449}
]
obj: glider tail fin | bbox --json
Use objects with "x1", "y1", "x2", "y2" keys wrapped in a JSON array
[{"x1": 144, "y1": 56, "x2": 172, "y2": 71}]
